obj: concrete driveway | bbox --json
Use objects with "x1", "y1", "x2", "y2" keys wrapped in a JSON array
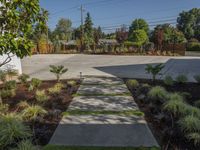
[{"x1": 21, "y1": 54, "x2": 200, "y2": 82}]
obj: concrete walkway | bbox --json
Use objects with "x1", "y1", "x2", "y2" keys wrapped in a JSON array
[{"x1": 49, "y1": 76, "x2": 159, "y2": 148}]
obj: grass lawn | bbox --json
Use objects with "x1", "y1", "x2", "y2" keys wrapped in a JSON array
[
  {"x1": 43, "y1": 145, "x2": 160, "y2": 150},
  {"x1": 62, "y1": 110, "x2": 144, "y2": 116}
]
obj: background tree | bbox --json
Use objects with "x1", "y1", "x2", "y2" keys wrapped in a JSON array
[
  {"x1": 129, "y1": 18, "x2": 149, "y2": 38},
  {"x1": 84, "y1": 12, "x2": 94, "y2": 50},
  {"x1": 129, "y1": 29, "x2": 148, "y2": 52},
  {"x1": 93, "y1": 26, "x2": 103, "y2": 49},
  {"x1": 151, "y1": 24, "x2": 186, "y2": 47},
  {"x1": 0, "y1": 0, "x2": 48, "y2": 68},
  {"x1": 116, "y1": 25, "x2": 128, "y2": 47},
  {"x1": 177, "y1": 8, "x2": 200, "y2": 40},
  {"x1": 53, "y1": 18, "x2": 72, "y2": 41}
]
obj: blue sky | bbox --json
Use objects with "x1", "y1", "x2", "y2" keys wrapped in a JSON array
[{"x1": 40, "y1": 0, "x2": 200, "y2": 32}]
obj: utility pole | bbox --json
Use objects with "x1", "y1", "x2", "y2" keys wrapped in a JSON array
[{"x1": 79, "y1": 5, "x2": 85, "y2": 53}]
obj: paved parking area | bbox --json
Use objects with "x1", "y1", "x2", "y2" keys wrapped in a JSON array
[{"x1": 22, "y1": 54, "x2": 200, "y2": 81}]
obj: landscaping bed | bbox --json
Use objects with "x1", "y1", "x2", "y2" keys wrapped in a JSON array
[
  {"x1": 0, "y1": 75, "x2": 80, "y2": 149},
  {"x1": 125, "y1": 78, "x2": 200, "y2": 150}
]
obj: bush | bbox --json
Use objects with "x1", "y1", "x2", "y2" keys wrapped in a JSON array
[
  {"x1": 4, "y1": 80, "x2": 17, "y2": 90},
  {"x1": 0, "y1": 103, "x2": 9, "y2": 115},
  {"x1": 49, "y1": 65, "x2": 68, "y2": 82},
  {"x1": 187, "y1": 42, "x2": 200, "y2": 51},
  {"x1": 18, "y1": 74, "x2": 30, "y2": 84},
  {"x1": 48, "y1": 83, "x2": 63, "y2": 95},
  {"x1": 0, "y1": 70, "x2": 7, "y2": 83},
  {"x1": 35, "y1": 90, "x2": 49, "y2": 103},
  {"x1": 194, "y1": 75, "x2": 200, "y2": 84},
  {"x1": 12, "y1": 140, "x2": 37, "y2": 150},
  {"x1": 17, "y1": 101, "x2": 30, "y2": 111},
  {"x1": 145, "y1": 64, "x2": 165, "y2": 81},
  {"x1": 163, "y1": 93, "x2": 187, "y2": 116},
  {"x1": 164, "y1": 75, "x2": 174, "y2": 86},
  {"x1": 126, "y1": 79, "x2": 139, "y2": 89},
  {"x1": 0, "y1": 113, "x2": 31, "y2": 148},
  {"x1": 0, "y1": 89, "x2": 16, "y2": 99},
  {"x1": 28, "y1": 78, "x2": 42, "y2": 91},
  {"x1": 175, "y1": 74, "x2": 188, "y2": 84},
  {"x1": 148, "y1": 86, "x2": 168, "y2": 103},
  {"x1": 67, "y1": 81, "x2": 76, "y2": 87},
  {"x1": 22, "y1": 105, "x2": 47, "y2": 121},
  {"x1": 179, "y1": 115, "x2": 200, "y2": 133},
  {"x1": 186, "y1": 132, "x2": 200, "y2": 146}
]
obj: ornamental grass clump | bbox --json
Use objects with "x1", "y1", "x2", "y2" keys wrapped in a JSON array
[
  {"x1": 18, "y1": 74, "x2": 30, "y2": 85},
  {"x1": 0, "y1": 103, "x2": 9, "y2": 115},
  {"x1": 0, "y1": 113, "x2": 31, "y2": 148},
  {"x1": 176, "y1": 74, "x2": 188, "y2": 84},
  {"x1": 13, "y1": 140, "x2": 37, "y2": 150},
  {"x1": 48, "y1": 83, "x2": 64, "y2": 95},
  {"x1": 17, "y1": 101, "x2": 30, "y2": 111},
  {"x1": 148, "y1": 86, "x2": 168, "y2": 103},
  {"x1": 163, "y1": 93, "x2": 188, "y2": 116},
  {"x1": 164, "y1": 75, "x2": 174, "y2": 86},
  {"x1": 35, "y1": 90, "x2": 49, "y2": 104},
  {"x1": 21, "y1": 105, "x2": 47, "y2": 121},
  {"x1": 194, "y1": 100, "x2": 200, "y2": 108},
  {"x1": 28, "y1": 78, "x2": 42, "y2": 91},
  {"x1": 126, "y1": 79, "x2": 139, "y2": 89}
]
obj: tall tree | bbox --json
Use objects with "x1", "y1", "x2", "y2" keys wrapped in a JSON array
[
  {"x1": 84, "y1": 12, "x2": 94, "y2": 50},
  {"x1": 0, "y1": 0, "x2": 48, "y2": 68},
  {"x1": 129, "y1": 19, "x2": 149, "y2": 38},
  {"x1": 54, "y1": 18, "x2": 72, "y2": 41},
  {"x1": 130, "y1": 29, "x2": 148, "y2": 47},
  {"x1": 177, "y1": 8, "x2": 200, "y2": 40},
  {"x1": 152, "y1": 24, "x2": 186, "y2": 44},
  {"x1": 116, "y1": 25, "x2": 128, "y2": 46}
]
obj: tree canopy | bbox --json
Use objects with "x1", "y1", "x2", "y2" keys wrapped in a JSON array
[
  {"x1": 129, "y1": 19, "x2": 149, "y2": 36},
  {"x1": 0, "y1": 0, "x2": 48, "y2": 67},
  {"x1": 130, "y1": 29, "x2": 148, "y2": 47},
  {"x1": 53, "y1": 18, "x2": 72, "y2": 41},
  {"x1": 177, "y1": 8, "x2": 200, "y2": 40}
]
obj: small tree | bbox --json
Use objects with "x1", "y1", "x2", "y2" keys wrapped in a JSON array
[
  {"x1": 145, "y1": 64, "x2": 165, "y2": 82},
  {"x1": 0, "y1": 0, "x2": 48, "y2": 68},
  {"x1": 49, "y1": 65, "x2": 68, "y2": 82}
]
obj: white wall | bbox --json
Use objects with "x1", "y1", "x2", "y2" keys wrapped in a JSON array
[{"x1": 0, "y1": 54, "x2": 22, "y2": 74}]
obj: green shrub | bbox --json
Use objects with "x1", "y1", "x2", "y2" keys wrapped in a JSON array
[
  {"x1": 148, "y1": 86, "x2": 168, "y2": 103},
  {"x1": 163, "y1": 93, "x2": 187, "y2": 116},
  {"x1": 0, "y1": 70, "x2": 7, "y2": 83},
  {"x1": 145, "y1": 64, "x2": 165, "y2": 81},
  {"x1": 179, "y1": 115, "x2": 200, "y2": 133},
  {"x1": 4, "y1": 80, "x2": 17, "y2": 90},
  {"x1": 186, "y1": 132, "x2": 200, "y2": 146},
  {"x1": 187, "y1": 42, "x2": 200, "y2": 51},
  {"x1": 194, "y1": 75, "x2": 200, "y2": 84},
  {"x1": 12, "y1": 140, "x2": 37, "y2": 150},
  {"x1": 5, "y1": 68, "x2": 18, "y2": 80},
  {"x1": 126, "y1": 79, "x2": 139, "y2": 89},
  {"x1": 48, "y1": 83, "x2": 63, "y2": 95},
  {"x1": 22, "y1": 105, "x2": 47, "y2": 121},
  {"x1": 0, "y1": 103, "x2": 9, "y2": 115},
  {"x1": 67, "y1": 81, "x2": 76, "y2": 87},
  {"x1": 175, "y1": 74, "x2": 188, "y2": 84},
  {"x1": 28, "y1": 78, "x2": 42, "y2": 91},
  {"x1": 35, "y1": 90, "x2": 49, "y2": 103},
  {"x1": 49, "y1": 65, "x2": 68, "y2": 82},
  {"x1": 0, "y1": 113, "x2": 31, "y2": 148},
  {"x1": 163, "y1": 75, "x2": 174, "y2": 86},
  {"x1": 18, "y1": 74, "x2": 30, "y2": 84},
  {"x1": 17, "y1": 101, "x2": 30, "y2": 111},
  {"x1": 0, "y1": 89, "x2": 16, "y2": 99}
]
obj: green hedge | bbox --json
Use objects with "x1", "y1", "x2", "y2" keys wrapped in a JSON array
[{"x1": 187, "y1": 42, "x2": 200, "y2": 51}]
